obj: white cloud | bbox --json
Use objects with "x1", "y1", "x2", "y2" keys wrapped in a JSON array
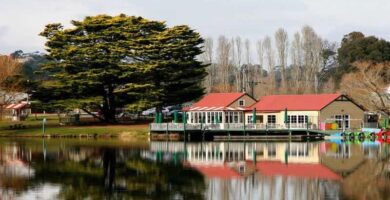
[
  {"x1": 0, "y1": 0, "x2": 140, "y2": 53},
  {"x1": 0, "y1": 0, "x2": 389, "y2": 54}
]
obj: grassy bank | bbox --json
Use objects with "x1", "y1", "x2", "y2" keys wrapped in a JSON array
[{"x1": 0, "y1": 116, "x2": 149, "y2": 140}]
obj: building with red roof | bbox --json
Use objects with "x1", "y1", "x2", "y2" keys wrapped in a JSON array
[
  {"x1": 245, "y1": 93, "x2": 364, "y2": 130},
  {"x1": 183, "y1": 92, "x2": 364, "y2": 130},
  {"x1": 3, "y1": 102, "x2": 30, "y2": 121},
  {"x1": 184, "y1": 92, "x2": 256, "y2": 125}
]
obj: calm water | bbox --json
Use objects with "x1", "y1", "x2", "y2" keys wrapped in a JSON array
[{"x1": 0, "y1": 138, "x2": 389, "y2": 200}]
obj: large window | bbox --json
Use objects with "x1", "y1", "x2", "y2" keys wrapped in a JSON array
[
  {"x1": 288, "y1": 115, "x2": 308, "y2": 123},
  {"x1": 234, "y1": 112, "x2": 239, "y2": 123},
  {"x1": 335, "y1": 115, "x2": 350, "y2": 129},
  {"x1": 291, "y1": 116, "x2": 297, "y2": 123}
]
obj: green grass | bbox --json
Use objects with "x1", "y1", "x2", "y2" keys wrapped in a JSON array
[{"x1": 0, "y1": 116, "x2": 149, "y2": 140}]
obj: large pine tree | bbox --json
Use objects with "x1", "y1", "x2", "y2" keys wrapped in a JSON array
[{"x1": 38, "y1": 14, "x2": 206, "y2": 122}]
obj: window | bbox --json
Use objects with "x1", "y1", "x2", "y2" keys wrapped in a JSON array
[
  {"x1": 335, "y1": 115, "x2": 350, "y2": 129},
  {"x1": 234, "y1": 112, "x2": 239, "y2": 123},
  {"x1": 298, "y1": 115, "x2": 305, "y2": 123},
  {"x1": 238, "y1": 100, "x2": 245, "y2": 106},
  {"x1": 247, "y1": 116, "x2": 252, "y2": 123},
  {"x1": 257, "y1": 115, "x2": 264, "y2": 123},
  {"x1": 267, "y1": 115, "x2": 276, "y2": 124},
  {"x1": 194, "y1": 112, "x2": 198, "y2": 123},
  {"x1": 291, "y1": 116, "x2": 297, "y2": 123},
  {"x1": 225, "y1": 113, "x2": 229, "y2": 123}
]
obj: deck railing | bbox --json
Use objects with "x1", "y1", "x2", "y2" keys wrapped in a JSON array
[{"x1": 150, "y1": 122, "x2": 317, "y2": 131}]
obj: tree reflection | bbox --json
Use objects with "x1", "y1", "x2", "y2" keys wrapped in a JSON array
[
  {"x1": 103, "y1": 148, "x2": 116, "y2": 192},
  {"x1": 0, "y1": 141, "x2": 206, "y2": 200},
  {"x1": 341, "y1": 143, "x2": 390, "y2": 200}
]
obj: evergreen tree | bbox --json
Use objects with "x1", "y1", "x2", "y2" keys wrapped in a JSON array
[
  {"x1": 38, "y1": 14, "x2": 206, "y2": 122},
  {"x1": 337, "y1": 32, "x2": 390, "y2": 81}
]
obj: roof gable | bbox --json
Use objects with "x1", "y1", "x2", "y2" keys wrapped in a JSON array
[
  {"x1": 190, "y1": 93, "x2": 246, "y2": 108},
  {"x1": 251, "y1": 93, "x2": 341, "y2": 111}
]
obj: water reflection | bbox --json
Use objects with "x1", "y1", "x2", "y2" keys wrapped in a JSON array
[{"x1": 0, "y1": 139, "x2": 390, "y2": 199}]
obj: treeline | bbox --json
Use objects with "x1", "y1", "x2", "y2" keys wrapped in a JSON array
[
  {"x1": 200, "y1": 28, "x2": 390, "y2": 113},
  {"x1": 200, "y1": 25, "x2": 338, "y2": 97},
  {"x1": 2, "y1": 18, "x2": 390, "y2": 116}
]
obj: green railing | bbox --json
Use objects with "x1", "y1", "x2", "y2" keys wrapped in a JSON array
[{"x1": 150, "y1": 123, "x2": 316, "y2": 131}]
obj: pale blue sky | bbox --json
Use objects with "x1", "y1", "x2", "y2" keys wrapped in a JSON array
[{"x1": 0, "y1": 0, "x2": 389, "y2": 54}]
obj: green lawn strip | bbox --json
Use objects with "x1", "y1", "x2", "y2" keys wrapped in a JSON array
[{"x1": 0, "y1": 119, "x2": 149, "y2": 139}]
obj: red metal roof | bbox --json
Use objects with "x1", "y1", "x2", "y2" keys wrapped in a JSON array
[
  {"x1": 250, "y1": 93, "x2": 341, "y2": 111},
  {"x1": 256, "y1": 161, "x2": 341, "y2": 181},
  {"x1": 5, "y1": 103, "x2": 28, "y2": 110},
  {"x1": 183, "y1": 93, "x2": 246, "y2": 111},
  {"x1": 191, "y1": 165, "x2": 241, "y2": 179}
]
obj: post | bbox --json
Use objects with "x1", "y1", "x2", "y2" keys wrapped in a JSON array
[
  {"x1": 173, "y1": 110, "x2": 178, "y2": 123},
  {"x1": 252, "y1": 108, "x2": 256, "y2": 124},
  {"x1": 183, "y1": 112, "x2": 187, "y2": 142},
  {"x1": 285, "y1": 108, "x2": 290, "y2": 138},
  {"x1": 42, "y1": 118, "x2": 46, "y2": 137},
  {"x1": 243, "y1": 112, "x2": 246, "y2": 136},
  {"x1": 166, "y1": 120, "x2": 169, "y2": 140}
]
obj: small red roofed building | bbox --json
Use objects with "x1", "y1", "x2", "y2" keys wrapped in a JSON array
[
  {"x1": 183, "y1": 92, "x2": 256, "y2": 125},
  {"x1": 3, "y1": 102, "x2": 30, "y2": 121}
]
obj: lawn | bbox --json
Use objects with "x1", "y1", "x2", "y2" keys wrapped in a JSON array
[{"x1": 0, "y1": 115, "x2": 149, "y2": 140}]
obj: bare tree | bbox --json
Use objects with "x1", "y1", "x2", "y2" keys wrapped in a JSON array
[
  {"x1": 216, "y1": 36, "x2": 233, "y2": 92},
  {"x1": 233, "y1": 37, "x2": 243, "y2": 92},
  {"x1": 340, "y1": 61, "x2": 390, "y2": 114},
  {"x1": 200, "y1": 37, "x2": 215, "y2": 92},
  {"x1": 290, "y1": 32, "x2": 304, "y2": 94},
  {"x1": 244, "y1": 38, "x2": 251, "y2": 65},
  {"x1": 253, "y1": 39, "x2": 266, "y2": 97},
  {"x1": 263, "y1": 36, "x2": 276, "y2": 94},
  {"x1": 256, "y1": 39, "x2": 264, "y2": 79},
  {"x1": 301, "y1": 25, "x2": 323, "y2": 93},
  {"x1": 274, "y1": 28, "x2": 289, "y2": 93},
  {"x1": 321, "y1": 77, "x2": 336, "y2": 93},
  {"x1": 0, "y1": 55, "x2": 22, "y2": 119},
  {"x1": 243, "y1": 38, "x2": 253, "y2": 94}
]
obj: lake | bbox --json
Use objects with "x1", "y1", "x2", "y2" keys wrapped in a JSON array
[{"x1": 0, "y1": 138, "x2": 389, "y2": 200}]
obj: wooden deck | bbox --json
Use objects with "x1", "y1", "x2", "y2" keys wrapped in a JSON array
[
  {"x1": 149, "y1": 122, "x2": 327, "y2": 141},
  {"x1": 150, "y1": 122, "x2": 318, "y2": 132}
]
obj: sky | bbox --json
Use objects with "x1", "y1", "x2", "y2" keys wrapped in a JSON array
[{"x1": 0, "y1": 0, "x2": 390, "y2": 54}]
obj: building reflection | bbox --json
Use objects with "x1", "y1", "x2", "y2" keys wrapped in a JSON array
[
  {"x1": 146, "y1": 141, "x2": 342, "y2": 200},
  {"x1": 144, "y1": 141, "x2": 390, "y2": 199}
]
